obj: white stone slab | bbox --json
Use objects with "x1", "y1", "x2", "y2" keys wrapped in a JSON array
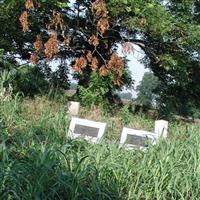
[
  {"x1": 67, "y1": 101, "x2": 80, "y2": 116},
  {"x1": 68, "y1": 117, "x2": 106, "y2": 143},
  {"x1": 154, "y1": 120, "x2": 168, "y2": 138},
  {"x1": 120, "y1": 128, "x2": 159, "y2": 150}
]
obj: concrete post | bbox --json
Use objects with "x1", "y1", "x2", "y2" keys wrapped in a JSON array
[
  {"x1": 67, "y1": 101, "x2": 80, "y2": 116},
  {"x1": 154, "y1": 120, "x2": 168, "y2": 138}
]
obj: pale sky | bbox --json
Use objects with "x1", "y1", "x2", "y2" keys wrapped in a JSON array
[
  {"x1": 118, "y1": 45, "x2": 148, "y2": 97},
  {"x1": 126, "y1": 58, "x2": 148, "y2": 98},
  {"x1": 125, "y1": 46, "x2": 148, "y2": 86}
]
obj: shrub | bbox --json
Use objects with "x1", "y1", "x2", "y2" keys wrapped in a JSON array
[
  {"x1": 119, "y1": 105, "x2": 132, "y2": 125},
  {"x1": 12, "y1": 66, "x2": 49, "y2": 96},
  {"x1": 78, "y1": 72, "x2": 110, "y2": 108}
]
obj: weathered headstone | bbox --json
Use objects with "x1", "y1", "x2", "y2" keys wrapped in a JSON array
[
  {"x1": 154, "y1": 120, "x2": 168, "y2": 138},
  {"x1": 68, "y1": 117, "x2": 106, "y2": 143},
  {"x1": 120, "y1": 128, "x2": 158, "y2": 149},
  {"x1": 67, "y1": 101, "x2": 80, "y2": 116}
]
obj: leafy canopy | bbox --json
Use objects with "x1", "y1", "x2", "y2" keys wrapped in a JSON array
[{"x1": 107, "y1": 0, "x2": 200, "y2": 114}]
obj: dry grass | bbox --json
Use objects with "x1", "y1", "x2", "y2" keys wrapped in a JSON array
[{"x1": 22, "y1": 96, "x2": 62, "y2": 121}]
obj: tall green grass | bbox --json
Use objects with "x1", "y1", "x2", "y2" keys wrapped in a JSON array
[{"x1": 0, "y1": 95, "x2": 200, "y2": 199}]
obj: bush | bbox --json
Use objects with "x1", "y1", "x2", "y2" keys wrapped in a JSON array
[
  {"x1": 78, "y1": 72, "x2": 110, "y2": 108},
  {"x1": 12, "y1": 66, "x2": 49, "y2": 96},
  {"x1": 119, "y1": 105, "x2": 132, "y2": 125}
]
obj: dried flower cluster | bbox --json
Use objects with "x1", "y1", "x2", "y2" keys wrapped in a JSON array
[
  {"x1": 42, "y1": 11, "x2": 64, "y2": 59},
  {"x1": 74, "y1": 51, "x2": 125, "y2": 86},
  {"x1": 46, "y1": 11, "x2": 64, "y2": 32},
  {"x1": 19, "y1": 11, "x2": 29, "y2": 32},
  {"x1": 20, "y1": 1, "x2": 64, "y2": 61},
  {"x1": 73, "y1": 56, "x2": 87, "y2": 74},
  {"x1": 34, "y1": 35, "x2": 43, "y2": 53},
  {"x1": 97, "y1": 18, "x2": 109, "y2": 35},
  {"x1": 88, "y1": 35, "x2": 99, "y2": 47},
  {"x1": 19, "y1": 0, "x2": 35, "y2": 32},
  {"x1": 92, "y1": 0, "x2": 108, "y2": 17},
  {"x1": 86, "y1": 51, "x2": 93, "y2": 63},
  {"x1": 53, "y1": 11, "x2": 64, "y2": 30},
  {"x1": 113, "y1": 78, "x2": 123, "y2": 86},
  {"x1": 29, "y1": 34, "x2": 43, "y2": 63},
  {"x1": 44, "y1": 34, "x2": 59, "y2": 59},
  {"x1": 91, "y1": 57, "x2": 99, "y2": 71},
  {"x1": 108, "y1": 53, "x2": 125, "y2": 85},
  {"x1": 92, "y1": 0, "x2": 109, "y2": 35},
  {"x1": 30, "y1": 53, "x2": 38, "y2": 64},
  {"x1": 25, "y1": 0, "x2": 34, "y2": 9},
  {"x1": 30, "y1": 33, "x2": 60, "y2": 63},
  {"x1": 74, "y1": 52, "x2": 99, "y2": 73},
  {"x1": 99, "y1": 65, "x2": 108, "y2": 76}
]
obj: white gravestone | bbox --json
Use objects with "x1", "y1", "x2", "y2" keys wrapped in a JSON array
[
  {"x1": 154, "y1": 120, "x2": 168, "y2": 138},
  {"x1": 120, "y1": 128, "x2": 159, "y2": 150},
  {"x1": 67, "y1": 101, "x2": 80, "y2": 116},
  {"x1": 68, "y1": 117, "x2": 106, "y2": 143}
]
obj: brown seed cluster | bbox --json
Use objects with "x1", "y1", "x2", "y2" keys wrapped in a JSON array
[
  {"x1": 99, "y1": 65, "x2": 108, "y2": 76},
  {"x1": 20, "y1": 0, "x2": 35, "y2": 32},
  {"x1": 97, "y1": 17, "x2": 109, "y2": 35},
  {"x1": 108, "y1": 53, "x2": 125, "y2": 85},
  {"x1": 30, "y1": 53, "x2": 37, "y2": 64},
  {"x1": 73, "y1": 56, "x2": 87, "y2": 74},
  {"x1": 86, "y1": 51, "x2": 93, "y2": 63},
  {"x1": 108, "y1": 53, "x2": 124, "y2": 73},
  {"x1": 19, "y1": 11, "x2": 29, "y2": 32},
  {"x1": 88, "y1": 35, "x2": 99, "y2": 47},
  {"x1": 53, "y1": 11, "x2": 64, "y2": 30},
  {"x1": 74, "y1": 51, "x2": 125, "y2": 86},
  {"x1": 25, "y1": 0, "x2": 34, "y2": 9},
  {"x1": 92, "y1": 0, "x2": 110, "y2": 35},
  {"x1": 29, "y1": 34, "x2": 43, "y2": 64},
  {"x1": 44, "y1": 34, "x2": 59, "y2": 59},
  {"x1": 92, "y1": 0, "x2": 108, "y2": 17},
  {"x1": 91, "y1": 57, "x2": 98, "y2": 71},
  {"x1": 34, "y1": 35, "x2": 43, "y2": 53}
]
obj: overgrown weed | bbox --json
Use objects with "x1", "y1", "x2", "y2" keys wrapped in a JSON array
[{"x1": 0, "y1": 95, "x2": 200, "y2": 199}]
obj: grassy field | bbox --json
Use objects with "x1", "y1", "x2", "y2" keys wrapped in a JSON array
[{"x1": 0, "y1": 95, "x2": 200, "y2": 199}]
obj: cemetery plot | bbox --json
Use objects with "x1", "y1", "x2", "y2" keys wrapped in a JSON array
[
  {"x1": 68, "y1": 117, "x2": 106, "y2": 143},
  {"x1": 120, "y1": 128, "x2": 159, "y2": 149}
]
